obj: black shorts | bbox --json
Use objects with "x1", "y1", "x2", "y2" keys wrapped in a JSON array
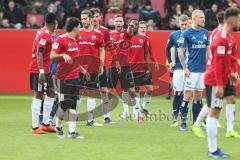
[
  {"x1": 79, "y1": 73, "x2": 99, "y2": 90},
  {"x1": 30, "y1": 73, "x2": 53, "y2": 93},
  {"x1": 206, "y1": 85, "x2": 224, "y2": 109},
  {"x1": 56, "y1": 79, "x2": 80, "y2": 97},
  {"x1": 108, "y1": 66, "x2": 135, "y2": 90},
  {"x1": 98, "y1": 67, "x2": 108, "y2": 88},
  {"x1": 56, "y1": 79, "x2": 80, "y2": 110},
  {"x1": 224, "y1": 81, "x2": 236, "y2": 97},
  {"x1": 133, "y1": 71, "x2": 153, "y2": 87}
]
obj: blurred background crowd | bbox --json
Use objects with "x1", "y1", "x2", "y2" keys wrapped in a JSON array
[{"x1": 0, "y1": 0, "x2": 239, "y2": 30}]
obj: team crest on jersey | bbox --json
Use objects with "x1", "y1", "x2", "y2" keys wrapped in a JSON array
[
  {"x1": 139, "y1": 39, "x2": 143, "y2": 43},
  {"x1": 120, "y1": 33, "x2": 124, "y2": 38},
  {"x1": 179, "y1": 37, "x2": 184, "y2": 43},
  {"x1": 79, "y1": 36, "x2": 82, "y2": 39},
  {"x1": 91, "y1": 35, "x2": 96, "y2": 41},
  {"x1": 203, "y1": 34, "x2": 207, "y2": 40},
  {"x1": 192, "y1": 36, "x2": 196, "y2": 40},
  {"x1": 68, "y1": 42, "x2": 72, "y2": 46}
]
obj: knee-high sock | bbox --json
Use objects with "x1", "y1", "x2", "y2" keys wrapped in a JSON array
[
  {"x1": 180, "y1": 100, "x2": 189, "y2": 124},
  {"x1": 87, "y1": 97, "x2": 96, "y2": 122},
  {"x1": 122, "y1": 91, "x2": 129, "y2": 115},
  {"x1": 206, "y1": 116, "x2": 218, "y2": 153},
  {"x1": 43, "y1": 96, "x2": 55, "y2": 125},
  {"x1": 69, "y1": 109, "x2": 77, "y2": 133},
  {"x1": 194, "y1": 104, "x2": 209, "y2": 126},
  {"x1": 31, "y1": 98, "x2": 42, "y2": 128},
  {"x1": 192, "y1": 100, "x2": 202, "y2": 123},
  {"x1": 50, "y1": 97, "x2": 58, "y2": 120},
  {"x1": 101, "y1": 92, "x2": 110, "y2": 119},
  {"x1": 226, "y1": 104, "x2": 235, "y2": 132},
  {"x1": 142, "y1": 92, "x2": 152, "y2": 110},
  {"x1": 133, "y1": 92, "x2": 140, "y2": 115},
  {"x1": 172, "y1": 91, "x2": 183, "y2": 121}
]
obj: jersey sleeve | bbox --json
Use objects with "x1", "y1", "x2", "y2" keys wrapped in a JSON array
[
  {"x1": 178, "y1": 31, "x2": 188, "y2": 48},
  {"x1": 214, "y1": 39, "x2": 228, "y2": 86},
  {"x1": 52, "y1": 37, "x2": 63, "y2": 54},
  {"x1": 98, "y1": 33, "x2": 105, "y2": 48},
  {"x1": 230, "y1": 42, "x2": 238, "y2": 73},
  {"x1": 38, "y1": 33, "x2": 50, "y2": 51},
  {"x1": 165, "y1": 33, "x2": 174, "y2": 63}
]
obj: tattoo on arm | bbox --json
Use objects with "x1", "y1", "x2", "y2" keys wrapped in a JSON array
[{"x1": 178, "y1": 47, "x2": 187, "y2": 69}]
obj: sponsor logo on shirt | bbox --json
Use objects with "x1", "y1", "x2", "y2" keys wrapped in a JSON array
[
  {"x1": 91, "y1": 35, "x2": 96, "y2": 41},
  {"x1": 39, "y1": 38, "x2": 47, "y2": 45},
  {"x1": 79, "y1": 42, "x2": 95, "y2": 45},
  {"x1": 52, "y1": 42, "x2": 59, "y2": 49},
  {"x1": 217, "y1": 46, "x2": 225, "y2": 54},
  {"x1": 191, "y1": 44, "x2": 207, "y2": 48},
  {"x1": 131, "y1": 45, "x2": 143, "y2": 48},
  {"x1": 67, "y1": 47, "x2": 78, "y2": 52}
]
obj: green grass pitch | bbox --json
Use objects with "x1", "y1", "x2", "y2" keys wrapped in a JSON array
[{"x1": 0, "y1": 95, "x2": 240, "y2": 160}]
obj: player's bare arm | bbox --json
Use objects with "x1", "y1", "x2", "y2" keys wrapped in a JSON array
[
  {"x1": 206, "y1": 46, "x2": 211, "y2": 60},
  {"x1": 50, "y1": 51, "x2": 73, "y2": 64},
  {"x1": 99, "y1": 47, "x2": 105, "y2": 75},
  {"x1": 127, "y1": 20, "x2": 135, "y2": 36},
  {"x1": 170, "y1": 46, "x2": 176, "y2": 69},
  {"x1": 178, "y1": 47, "x2": 189, "y2": 77},
  {"x1": 37, "y1": 47, "x2": 45, "y2": 84},
  {"x1": 144, "y1": 47, "x2": 151, "y2": 78}
]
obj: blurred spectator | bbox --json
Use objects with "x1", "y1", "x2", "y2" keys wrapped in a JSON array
[
  {"x1": 62, "y1": 2, "x2": 81, "y2": 27},
  {"x1": 139, "y1": 1, "x2": 161, "y2": 29},
  {"x1": 26, "y1": 16, "x2": 40, "y2": 29},
  {"x1": 205, "y1": 3, "x2": 219, "y2": 30},
  {"x1": 107, "y1": 6, "x2": 121, "y2": 13},
  {"x1": 183, "y1": 3, "x2": 195, "y2": 17},
  {"x1": 161, "y1": 17, "x2": 179, "y2": 30},
  {"x1": 0, "y1": 18, "x2": 14, "y2": 28},
  {"x1": 0, "y1": 8, "x2": 3, "y2": 25},
  {"x1": 84, "y1": 0, "x2": 105, "y2": 10},
  {"x1": 214, "y1": 0, "x2": 229, "y2": 10},
  {"x1": 125, "y1": 0, "x2": 146, "y2": 13},
  {"x1": 3, "y1": 1, "x2": 24, "y2": 29},
  {"x1": 26, "y1": 1, "x2": 46, "y2": 14},
  {"x1": 147, "y1": 19, "x2": 159, "y2": 31},
  {"x1": 61, "y1": 0, "x2": 86, "y2": 11},
  {"x1": 172, "y1": 3, "x2": 182, "y2": 26}
]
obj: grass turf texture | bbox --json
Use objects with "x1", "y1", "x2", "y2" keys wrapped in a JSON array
[{"x1": 0, "y1": 95, "x2": 240, "y2": 160}]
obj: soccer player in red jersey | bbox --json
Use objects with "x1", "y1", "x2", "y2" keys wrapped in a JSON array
[
  {"x1": 128, "y1": 20, "x2": 152, "y2": 119},
  {"x1": 29, "y1": 13, "x2": 57, "y2": 134},
  {"x1": 50, "y1": 17, "x2": 84, "y2": 139},
  {"x1": 77, "y1": 10, "x2": 106, "y2": 126},
  {"x1": 107, "y1": 15, "x2": 138, "y2": 120},
  {"x1": 89, "y1": 8, "x2": 114, "y2": 124},
  {"x1": 205, "y1": 8, "x2": 240, "y2": 158}
]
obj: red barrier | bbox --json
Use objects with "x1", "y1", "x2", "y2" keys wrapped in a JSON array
[{"x1": 0, "y1": 30, "x2": 239, "y2": 94}]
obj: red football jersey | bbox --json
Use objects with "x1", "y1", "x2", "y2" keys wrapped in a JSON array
[
  {"x1": 77, "y1": 28, "x2": 104, "y2": 73},
  {"x1": 52, "y1": 34, "x2": 79, "y2": 80},
  {"x1": 109, "y1": 29, "x2": 132, "y2": 67},
  {"x1": 204, "y1": 28, "x2": 236, "y2": 86},
  {"x1": 29, "y1": 27, "x2": 53, "y2": 74},
  {"x1": 96, "y1": 25, "x2": 112, "y2": 68},
  {"x1": 129, "y1": 33, "x2": 150, "y2": 72}
]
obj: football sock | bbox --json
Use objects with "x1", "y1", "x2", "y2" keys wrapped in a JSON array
[
  {"x1": 226, "y1": 104, "x2": 235, "y2": 132},
  {"x1": 87, "y1": 97, "x2": 96, "y2": 122},
  {"x1": 31, "y1": 98, "x2": 42, "y2": 128},
  {"x1": 180, "y1": 100, "x2": 189, "y2": 124},
  {"x1": 194, "y1": 104, "x2": 209, "y2": 126},
  {"x1": 43, "y1": 96, "x2": 54, "y2": 125},
  {"x1": 206, "y1": 116, "x2": 218, "y2": 153}
]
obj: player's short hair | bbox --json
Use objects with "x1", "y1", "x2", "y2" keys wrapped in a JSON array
[
  {"x1": 224, "y1": 7, "x2": 240, "y2": 20},
  {"x1": 179, "y1": 14, "x2": 189, "y2": 22},
  {"x1": 139, "y1": 21, "x2": 146, "y2": 25},
  {"x1": 81, "y1": 10, "x2": 93, "y2": 18},
  {"x1": 45, "y1": 13, "x2": 56, "y2": 26},
  {"x1": 192, "y1": 9, "x2": 204, "y2": 18},
  {"x1": 216, "y1": 11, "x2": 224, "y2": 25},
  {"x1": 114, "y1": 14, "x2": 124, "y2": 19},
  {"x1": 90, "y1": 8, "x2": 102, "y2": 15},
  {"x1": 66, "y1": 17, "x2": 80, "y2": 32}
]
